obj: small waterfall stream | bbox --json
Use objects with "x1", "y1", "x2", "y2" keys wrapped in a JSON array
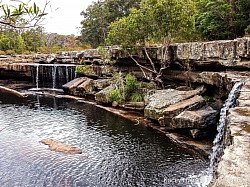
[
  {"x1": 198, "y1": 80, "x2": 246, "y2": 186},
  {"x1": 33, "y1": 64, "x2": 76, "y2": 89}
]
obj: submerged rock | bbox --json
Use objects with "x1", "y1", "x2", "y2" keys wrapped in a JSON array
[{"x1": 40, "y1": 139, "x2": 82, "y2": 154}]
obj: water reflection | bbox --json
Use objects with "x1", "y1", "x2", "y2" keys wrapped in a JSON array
[{"x1": 0, "y1": 95, "x2": 208, "y2": 187}]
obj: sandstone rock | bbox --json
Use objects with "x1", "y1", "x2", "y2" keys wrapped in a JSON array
[
  {"x1": 62, "y1": 77, "x2": 94, "y2": 96},
  {"x1": 62, "y1": 77, "x2": 88, "y2": 94},
  {"x1": 158, "y1": 95, "x2": 206, "y2": 127},
  {"x1": 122, "y1": 102, "x2": 145, "y2": 111},
  {"x1": 40, "y1": 139, "x2": 82, "y2": 154},
  {"x1": 171, "y1": 106, "x2": 218, "y2": 129},
  {"x1": 144, "y1": 86, "x2": 205, "y2": 121},
  {"x1": 77, "y1": 78, "x2": 95, "y2": 96},
  {"x1": 95, "y1": 85, "x2": 114, "y2": 104},
  {"x1": 94, "y1": 79, "x2": 112, "y2": 91}
]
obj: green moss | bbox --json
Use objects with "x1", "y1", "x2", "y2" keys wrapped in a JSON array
[
  {"x1": 75, "y1": 65, "x2": 95, "y2": 75},
  {"x1": 203, "y1": 95, "x2": 214, "y2": 102},
  {"x1": 131, "y1": 92, "x2": 143, "y2": 102}
]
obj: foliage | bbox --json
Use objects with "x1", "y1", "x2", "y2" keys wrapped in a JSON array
[
  {"x1": 80, "y1": 0, "x2": 140, "y2": 47},
  {"x1": 203, "y1": 95, "x2": 215, "y2": 102},
  {"x1": 108, "y1": 73, "x2": 144, "y2": 104},
  {"x1": 195, "y1": 0, "x2": 250, "y2": 40},
  {"x1": 0, "y1": 0, "x2": 49, "y2": 29},
  {"x1": 245, "y1": 25, "x2": 250, "y2": 36},
  {"x1": 75, "y1": 65, "x2": 95, "y2": 75},
  {"x1": 108, "y1": 0, "x2": 196, "y2": 47},
  {"x1": 130, "y1": 92, "x2": 144, "y2": 102}
]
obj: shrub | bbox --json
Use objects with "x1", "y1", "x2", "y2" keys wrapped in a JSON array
[
  {"x1": 0, "y1": 50, "x2": 5, "y2": 55},
  {"x1": 131, "y1": 92, "x2": 144, "y2": 102},
  {"x1": 5, "y1": 50, "x2": 15, "y2": 55},
  {"x1": 108, "y1": 89, "x2": 124, "y2": 103},
  {"x1": 108, "y1": 73, "x2": 144, "y2": 104}
]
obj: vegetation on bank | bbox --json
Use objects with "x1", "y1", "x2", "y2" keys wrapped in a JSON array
[
  {"x1": 80, "y1": 0, "x2": 250, "y2": 47},
  {"x1": 108, "y1": 73, "x2": 144, "y2": 104}
]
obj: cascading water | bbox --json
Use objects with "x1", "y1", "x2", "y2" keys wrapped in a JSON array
[
  {"x1": 52, "y1": 64, "x2": 57, "y2": 89},
  {"x1": 197, "y1": 80, "x2": 246, "y2": 186},
  {"x1": 36, "y1": 64, "x2": 39, "y2": 89},
  {"x1": 32, "y1": 64, "x2": 76, "y2": 89}
]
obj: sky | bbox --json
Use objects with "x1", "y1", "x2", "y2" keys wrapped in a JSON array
[
  {"x1": 2, "y1": 0, "x2": 96, "y2": 35},
  {"x1": 42, "y1": 0, "x2": 96, "y2": 35}
]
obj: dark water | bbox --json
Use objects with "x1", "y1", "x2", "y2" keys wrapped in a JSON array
[{"x1": 0, "y1": 94, "x2": 208, "y2": 187}]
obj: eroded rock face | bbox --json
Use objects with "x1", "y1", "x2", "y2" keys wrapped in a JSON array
[
  {"x1": 40, "y1": 139, "x2": 82, "y2": 154},
  {"x1": 144, "y1": 86, "x2": 205, "y2": 121}
]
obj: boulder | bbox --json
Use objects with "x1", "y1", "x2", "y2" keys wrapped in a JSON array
[
  {"x1": 158, "y1": 95, "x2": 206, "y2": 126},
  {"x1": 95, "y1": 85, "x2": 114, "y2": 104},
  {"x1": 40, "y1": 139, "x2": 82, "y2": 154},
  {"x1": 144, "y1": 86, "x2": 205, "y2": 121},
  {"x1": 94, "y1": 79, "x2": 112, "y2": 91},
  {"x1": 62, "y1": 77, "x2": 94, "y2": 96},
  {"x1": 171, "y1": 106, "x2": 218, "y2": 129}
]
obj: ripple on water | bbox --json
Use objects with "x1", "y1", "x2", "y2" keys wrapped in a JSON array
[{"x1": 0, "y1": 95, "x2": 208, "y2": 187}]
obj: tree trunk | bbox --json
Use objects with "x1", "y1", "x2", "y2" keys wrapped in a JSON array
[{"x1": 0, "y1": 86, "x2": 27, "y2": 98}]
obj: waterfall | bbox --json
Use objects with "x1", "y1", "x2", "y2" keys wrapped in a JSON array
[
  {"x1": 31, "y1": 64, "x2": 76, "y2": 89},
  {"x1": 52, "y1": 65, "x2": 57, "y2": 89},
  {"x1": 36, "y1": 64, "x2": 39, "y2": 89},
  {"x1": 197, "y1": 80, "x2": 246, "y2": 186},
  {"x1": 66, "y1": 66, "x2": 69, "y2": 83},
  {"x1": 209, "y1": 80, "x2": 244, "y2": 170}
]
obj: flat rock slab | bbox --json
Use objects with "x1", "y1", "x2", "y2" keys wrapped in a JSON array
[
  {"x1": 144, "y1": 86, "x2": 205, "y2": 121},
  {"x1": 171, "y1": 106, "x2": 218, "y2": 129},
  {"x1": 40, "y1": 139, "x2": 82, "y2": 154},
  {"x1": 158, "y1": 95, "x2": 206, "y2": 127}
]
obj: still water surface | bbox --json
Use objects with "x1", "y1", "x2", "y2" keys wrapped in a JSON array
[{"x1": 0, "y1": 94, "x2": 208, "y2": 187}]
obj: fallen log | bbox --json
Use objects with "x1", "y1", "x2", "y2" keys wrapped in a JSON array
[{"x1": 0, "y1": 86, "x2": 27, "y2": 98}]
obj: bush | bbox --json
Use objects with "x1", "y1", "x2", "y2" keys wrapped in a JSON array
[
  {"x1": 0, "y1": 50, "x2": 5, "y2": 55},
  {"x1": 245, "y1": 25, "x2": 250, "y2": 36},
  {"x1": 108, "y1": 89, "x2": 124, "y2": 103},
  {"x1": 5, "y1": 50, "x2": 15, "y2": 55},
  {"x1": 75, "y1": 65, "x2": 95, "y2": 75},
  {"x1": 108, "y1": 73, "x2": 144, "y2": 104},
  {"x1": 131, "y1": 92, "x2": 144, "y2": 102}
]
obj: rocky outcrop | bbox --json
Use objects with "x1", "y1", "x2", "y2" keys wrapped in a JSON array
[
  {"x1": 40, "y1": 139, "x2": 82, "y2": 154},
  {"x1": 95, "y1": 85, "x2": 114, "y2": 104},
  {"x1": 63, "y1": 77, "x2": 112, "y2": 98},
  {"x1": 211, "y1": 80, "x2": 250, "y2": 187},
  {"x1": 144, "y1": 86, "x2": 219, "y2": 131},
  {"x1": 144, "y1": 86, "x2": 205, "y2": 121},
  {"x1": 172, "y1": 106, "x2": 218, "y2": 129}
]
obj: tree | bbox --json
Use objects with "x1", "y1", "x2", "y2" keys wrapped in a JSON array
[
  {"x1": 107, "y1": 0, "x2": 196, "y2": 87},
  {"x1": 195, "y1": 0, "x2": 250, "y2": 40},
  {"x1": 80, "y1": 0, "x2": 140, "y2": 47},
  {"x1": 0, "y1": 0, "x2": 49, "y2": 29},
  {"x1": 21, "y1": 27, "x2": 46, "y2": 52}
]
